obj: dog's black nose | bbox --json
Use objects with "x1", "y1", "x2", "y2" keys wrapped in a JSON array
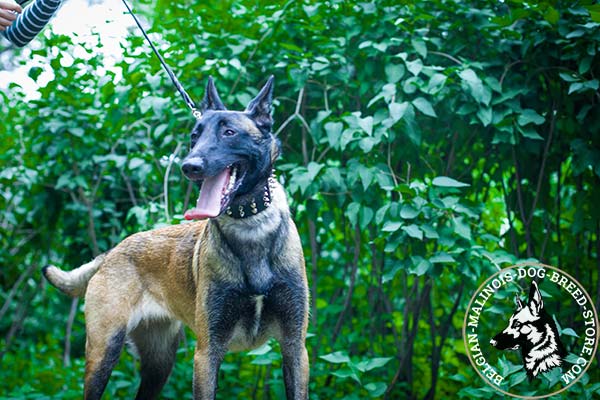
[{"x1": 182, "y1": 157, "x2": 205, "y2": 178}]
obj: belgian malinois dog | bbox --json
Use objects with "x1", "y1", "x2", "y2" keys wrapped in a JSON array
[{"x1": 43, "y1": 77, "x2": 309, "y2": 400}]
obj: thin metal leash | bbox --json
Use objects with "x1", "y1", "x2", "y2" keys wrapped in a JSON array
[{"x1": 120, "y1": 0, "x2": 202, "y2": 120}]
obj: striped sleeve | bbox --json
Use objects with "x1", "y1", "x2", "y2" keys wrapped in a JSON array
[{"x1": 3, "y1": 0, "x2": 62, "y2": 47}]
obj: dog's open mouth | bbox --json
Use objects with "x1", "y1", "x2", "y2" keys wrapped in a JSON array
[{"x1": 184, "y1": 164, "x2": 243, "y2": 220}]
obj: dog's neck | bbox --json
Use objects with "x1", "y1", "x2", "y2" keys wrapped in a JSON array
[
  {"x1": 213, "y1": 180, "x2": 288, "y2": 245},
  {"x1": 225, "y1": 173, "x2": 276, "y2": 219},
  {"x1": 524, "y1": 322, "x2": 563, "y2": 377}
]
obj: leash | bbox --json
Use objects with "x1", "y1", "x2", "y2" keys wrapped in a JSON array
[{"x1": 120, "y1": 0, "x2": 202, "y2": 120}]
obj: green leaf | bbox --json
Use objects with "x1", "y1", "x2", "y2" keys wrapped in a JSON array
[
  {"x1": 248, "y1": 343, "x2": 272, "y2": 355},
  {"x1": 358, "y1": 116, "x2": 374, "y2": 135},
  {"x1": 476, "y1": 107, "x2": 492, "y2": 127},
  {"x1": 518, "y1": 126, "x2": 543, "y2": 140},
  {"x1": 359, "y1": 206, "x2": 374, "y2": 230},
  {"x1": 406, "y1": 59, "x2": 423, "y2": 76},
  {"x1": 340, "y1": 128, "x2": 356, "y2": 150},
  {"x1": 320, "y1": 351, "x2": 350, "y2": 364},
  {"x1": 307, "y1": 162, "x2": 324, "y2": 180},
  {"x1": 579, "y1": 56, "x2": 593, "y2": 75},
  {"x1": 411, "y1": 38, "x2": 427, "y2": 58},
  {"x1": 324, "y1": 122, "x2": 343, "y2": 148},
  {"x1": 345, "y1": 202, "x2": 360, "y2": 227},
  {"x1": 453, "y1": 216, "x2": 472, "y2": 240},
  {"x1": 375, "y1": 204, "x2": 390, "y2": 225},
  {"x1": 544, "y1": 6, "x2": 559, "y2": 24},
  {"x1": 517, "y1": 109, "x2": 545, "y2": 126},
  {"x1": 385, "y1": 63, "x2": 405, "y2": 83},
  {"x1": 389, "y1": 102, "x2": 409, "y2": 122},
  {"x1": 69, "y1": 127, "x2": 85, "y2": 137},
  {"x1": 421, "y1": 224, "x2": 439, "y2": 239},
  {"x1": 154, "y1": 123, "x2": 168, "y2": 139},
  {"x1": 558, "y1": 72, "x2": 578, "y2": 83},
  {"x1": 355, "y1": 357, "x2": 393, "y2": 372},
  {"x1": 331, "y1": 367, "x2": 361, "y2": 384},
  {"x1": 402, "y1": 224, "x2": 423, "y2": 240},
  {"x1": 250, "y1": 352, "x2": 280, "y2": 365},
  {"x1": 569, "y1": 79, "x2": 599, "y2": 94},
  {"x1": 412, "y1": 97, "x2": 437, "y2": 117},
  {"x1": 411, "y1": 257, "x2": 432, "y2": 276},
  {"x1": 400, "y1": 204, "x2": 419, "y2": 219},
  {"x1": 56, "y1": 173, "x2": 73, "y2": 190},
  {"x1": 382, "y1": 221, "x2": 402, "y2": 232},
  {"x1": 365, "y1": 382, "x2": 387, "y2": 398},
  {"x1": 427, "y1": 73, "x2": 447, "y2": 94},
  {"x1": 459, "y1": 68, "x2": 491, "y2": 105},
  {"x1": 129, "y1": 158, "x2": 145, "y2": 170},
  {"x1": 359, "y1": 137, "x2": 378, "y2": 153},
  {"x1": 561, "y1": 328, "x2": 579, "y2": 337},
  {"x1": 358, "y1": 165, "x2": 374, "y2": 191},
  {"x1": 430, "y1": 252, "x2": 456, "y2": 263},
  {"x1": 566, "y1": 29, "x2": 585, "y2": 39},
  {"x1": 432, "y1": 176, "x2": 470, "y2": 188}
]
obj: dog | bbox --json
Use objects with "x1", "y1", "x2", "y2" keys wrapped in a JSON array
[
  {"x1": 42, "y1": 76, "x2": 309, "y2": 400},
  {"x1": 490, "y1": 281, "x2": 566, "y2": 380}
]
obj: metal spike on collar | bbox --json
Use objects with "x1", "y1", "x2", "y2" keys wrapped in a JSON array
[{"x1": 224, "y1": 172, "x2": 276, "y2": 219}]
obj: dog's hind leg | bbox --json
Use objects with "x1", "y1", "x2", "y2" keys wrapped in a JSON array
[
  {"x1": 82, "y1": 267, "x2": 136, "y2": 400},
  {"x1": 129, "y1": 319, "x2": 182, "y2": 400},
  {"x1": 84, "y1": 326, "x2": 127, "y2": 400}
]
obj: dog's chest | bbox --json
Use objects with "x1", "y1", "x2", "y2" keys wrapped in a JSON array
[{"x1": 214, "y1": 221, "x2": 282, "y2": 296}]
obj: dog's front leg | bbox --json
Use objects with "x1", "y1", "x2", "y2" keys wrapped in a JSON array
[
  {"x1": 281, "y1": 340, "x2": 309, "y2": 400},
  {"x1": 193, "y1": 343, "x2": 226, "y2": 400}
]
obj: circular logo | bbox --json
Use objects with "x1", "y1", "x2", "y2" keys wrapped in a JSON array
[{"x1": 463, "y1": 262, "x2": 599, "y2": 398}]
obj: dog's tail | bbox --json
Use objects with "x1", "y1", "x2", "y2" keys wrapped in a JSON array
[{"x1": 42, "y1": 254, "x2": 105, "y2": 297}]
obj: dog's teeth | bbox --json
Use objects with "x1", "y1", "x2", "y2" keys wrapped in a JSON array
[{"x1": 228, "y1": 167, "x2": 237, "y2": 191}]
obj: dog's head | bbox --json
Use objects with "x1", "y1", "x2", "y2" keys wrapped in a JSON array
[
  {"x1": 181, "y1": 77, "x2": 280, "y2": 220},
  {"x1": 489, "y1": 281, "x2": 544, "y2": 351}
]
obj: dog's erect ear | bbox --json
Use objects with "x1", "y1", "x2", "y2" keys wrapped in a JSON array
[
  {"x1": 246, "y1": 76, "x2": 274, "y2": 130},
  {"x1": 200, "y1": 76, "x2": 227, "y2": 112},
  {"x1": 528, "y1": 281, "x2": 543, "y2": 316}
]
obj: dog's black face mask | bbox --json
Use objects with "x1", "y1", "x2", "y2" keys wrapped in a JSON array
[{"x1": 181, "y1": 76, "x2": 279, "y2": 220}]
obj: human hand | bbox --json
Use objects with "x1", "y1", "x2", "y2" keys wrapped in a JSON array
[{"x1": 0, "y1": 1, "x2": 22, "y2": 32}]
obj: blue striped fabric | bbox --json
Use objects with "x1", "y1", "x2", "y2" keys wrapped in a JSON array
[{"x1": 3, "y1": 0, "x2": 62, "y2": 47}]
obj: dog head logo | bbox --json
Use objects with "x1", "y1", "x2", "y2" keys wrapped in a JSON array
[
  {"x1": 490, "y1": 281, "x2": 567, "y2": 380},
  {"x1": 463, "y1": 263, "x2": 599, "y2": 398}
]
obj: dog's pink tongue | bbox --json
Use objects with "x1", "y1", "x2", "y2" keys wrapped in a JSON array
[{"x1": 184, "y1": 168, "x2": 230, "y2": 220}]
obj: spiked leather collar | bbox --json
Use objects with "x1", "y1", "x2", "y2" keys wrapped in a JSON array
[{"x1": 225, "y1": 174, "x2": 277, "y2": 219}]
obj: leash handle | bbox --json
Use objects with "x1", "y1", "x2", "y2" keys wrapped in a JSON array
[{"x1": 120, "y1": 0, "x2": 201, "y2": 119}]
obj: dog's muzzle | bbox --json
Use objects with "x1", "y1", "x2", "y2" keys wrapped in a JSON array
[{"x1": 181, "y1": 156, "x2": 206, "y2": 180}]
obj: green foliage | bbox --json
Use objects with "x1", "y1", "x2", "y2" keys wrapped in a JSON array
[{"x1": 1, "y1": 0, "x2": 600, "y2": 399}]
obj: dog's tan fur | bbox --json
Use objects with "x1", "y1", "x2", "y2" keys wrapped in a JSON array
[
  {"x1": 44, "y1": 77, "x2": 309, "y2": 400},
  {"x1": 45, "y1": 182, "x2": 308, "y2": 399}
]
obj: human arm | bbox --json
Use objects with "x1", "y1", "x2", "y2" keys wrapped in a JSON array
[
  {"x1": 0, "y1": 1, "x2": 23, "y2": 31},
  {"x1": 3, "y1": 0, "x2": 62, "y2": 47}
]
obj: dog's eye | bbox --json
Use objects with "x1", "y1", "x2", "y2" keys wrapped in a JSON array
[
  {"x1": 223, "y1": 129, "x2": 236, "y2": 137},
  {"x1": 513, "y1": 321, "x2": 521, "y2": 329}
]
